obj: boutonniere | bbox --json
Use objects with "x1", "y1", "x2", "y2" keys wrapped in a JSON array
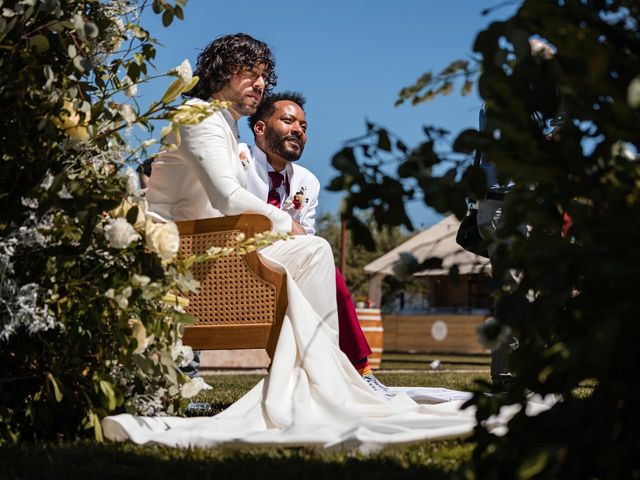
[
  {"x1": 239, "y1": 151, "x2": 249, "y2": 170},
  {"x1": 285, "y1": 187, "x2": 308, "y2": 210}
]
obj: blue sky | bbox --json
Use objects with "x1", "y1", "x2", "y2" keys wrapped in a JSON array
[{"x1": 138, "y1": 0, "x2": 519, "y2": 229}]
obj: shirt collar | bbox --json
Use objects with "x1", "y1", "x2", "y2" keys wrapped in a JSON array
[
  {"x1": 221, "y1": 109, "x2": 240, "y2": 141},
  {"x1": 252, "y1": 145, "x2": 294, "y2": 180}
]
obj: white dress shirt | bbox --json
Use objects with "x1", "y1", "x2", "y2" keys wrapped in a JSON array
[{"x1": 243, "y1": 144, "x2": 320, "y2": 235}]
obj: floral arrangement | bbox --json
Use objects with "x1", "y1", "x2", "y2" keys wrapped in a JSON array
[{"x1": 0, "y1": 0, "x2": 281, "y2": 443}]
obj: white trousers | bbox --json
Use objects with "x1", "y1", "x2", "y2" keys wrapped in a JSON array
[{"x1": 260, "y1": 235, "x2": 338, "y2": 343}]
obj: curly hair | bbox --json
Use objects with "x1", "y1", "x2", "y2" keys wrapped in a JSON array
[
  {"x1": 184, "y1": 33, "x2": 277, "y2": 100},
  {"x1": 247, "y1": 91, "x2": 306, "y2": 131}
]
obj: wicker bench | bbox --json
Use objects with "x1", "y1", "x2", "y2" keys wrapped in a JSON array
[{"x1": 175, "y1": 214, "x2": 287, "y2": 360}]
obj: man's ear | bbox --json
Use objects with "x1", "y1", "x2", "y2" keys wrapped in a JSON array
[{"x1": 253, "y1": 120, "x2": 266, "y2": 137}]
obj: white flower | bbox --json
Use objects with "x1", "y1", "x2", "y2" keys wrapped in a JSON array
[
  {"x1": 392, "y1": 252, "x2": 421, "y2": 279},
  {"x1": 119, "y1": 104, "x2": 136, "y2": 126},
  {"x1": 180, "y1": 377, "x2": 210, "y2": 399},
  {"x1": 122, "y1": 76, "x2": 137, "y2": 97},
  {"x1": 124, "y1": 167, "x2": 139, "y2": 195},
  {"x1": 128, "y1": 318, "x2": 154, "y2": 354},
  {"x1": 104, "y1": 217, "x2": 140, "y2": 249},
  {"x1": 57, "y1": 184, "x2": 73, "y2": 199},
  {"x1": 142, "y1": 138, "x2": 157, "y2": 148},
  {"x1": 21, "y1": 197, "x2": 38, "y2": 209},
  {"x1": 145, "y1": 217, "x2": 180, "y2": 261},
  {"x1": 131, "y1": 273, "x2": 151, "y2": 288},
  {"x1": 40, "y1": 172, "x2": 54, "y2": 190},
  {"x1": 170, "y1": 339, "x2": 194, "y2": 368},
  {"x1": 174, "y1": 59, "x2": 192, "y2": 84}
]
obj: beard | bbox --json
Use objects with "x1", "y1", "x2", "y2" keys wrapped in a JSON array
[
  {"x1": 264, "y1": 127, "x2": 305, "y2": 162},
  {"x1": 227, "y1": 89, "x2": 261, "y2": 116}
]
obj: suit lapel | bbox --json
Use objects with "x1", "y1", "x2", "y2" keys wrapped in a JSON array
[{"x1": 248, "y1": 145, "x2": 270, "y2": 201}]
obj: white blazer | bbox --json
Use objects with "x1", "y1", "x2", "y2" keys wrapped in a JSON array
[
  {"x1": 242, "y1": 144, "x2": 320, "y2": 235},
  {"x1": 145, "y1": 103, "x2": 293, "y2": 234}
]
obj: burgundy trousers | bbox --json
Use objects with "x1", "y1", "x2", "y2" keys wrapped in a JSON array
[{"x1": 335, "y1": 269, "x2": 372, "y2": 365}]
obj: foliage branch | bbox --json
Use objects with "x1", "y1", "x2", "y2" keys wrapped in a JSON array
[{"x1": 330, "y1": 1, "x2": 640, "y2": 477}]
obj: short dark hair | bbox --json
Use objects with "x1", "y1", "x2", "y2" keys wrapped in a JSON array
[
  {"x1": 247, "y1": 91, "x2": 306, "y2": 131},
  {"x1": 184, "y1": 33, "x2": 277, "y2": 100}
]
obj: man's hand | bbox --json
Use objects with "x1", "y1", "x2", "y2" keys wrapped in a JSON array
[{"x1": 290, "y1": 221, "x2": 306, "y2": 235}]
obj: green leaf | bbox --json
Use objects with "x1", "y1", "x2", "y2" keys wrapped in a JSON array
[
  {"x1": 87, "y1": 411, "x2": 104, "y2": 442},
  {"x1": 162, "y1": 10, "x2": 173, "y2": 27},
  {"x1": 628, "y1": 76, "x2": 640, "y2": 109},
  {"x1": 28, "y1": 34, "x2": 50, "y2": 53},
  {"x1": 326, "y1": 175, "x2": 347, "y2": 192},
  {"x1": 453, "y1": 129, "x2": 486, "y2": 154},
  {"x1": 126, "y1": 205, "x2": 139, "y2": 225},
  {"x1": 161, "y1": 78, "x2": 183, "y2": 104},
  {"x1": 517, "y1": 449, "x2": 550, "y2": 479},
  {"x1": 331, "y1": 147, "x2": 359, "y2": 176},
  {"x1": 99, "y1": 380, "x2": 117, "y2": 411},
  {"x1": 377, "y1": 129, "x2": 391, "y2": 151},
  {"x1": 47, "y1": 374, "x2": 63, "y2": 402}
]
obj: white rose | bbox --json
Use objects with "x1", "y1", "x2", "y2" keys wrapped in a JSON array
[
  {"x1": 145, "y1": 218, "x2": 180, "y2": 261},
  {"x1": 131, "y1": 273, "x2": 151, "y2": 288},
  {"x1": 180, "y1": 377, "x2": 209, "y2": 399},
  {"x1": 104, "y1": 217, "x2": 140, "y2": 249},
  {"x1": 170, "y1": 339, "x2": 194, "y2": 368},
  {"x1": 174, "y1": 59, "x2": 192, "y2": 84}
]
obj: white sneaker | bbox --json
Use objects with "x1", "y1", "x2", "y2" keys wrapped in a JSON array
[{"x1": 363, "y1": 373, "x2": 395, "y2": 399}]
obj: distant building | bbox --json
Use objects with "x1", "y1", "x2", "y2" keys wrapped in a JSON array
[{"x1": 363, "y1": 215, "x2": 492, "y2": 353}]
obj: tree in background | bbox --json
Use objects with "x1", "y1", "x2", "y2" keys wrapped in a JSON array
[
  {"x1": 331, "y1": 1, "x2": 640, "y2": 477},
  {"x1": 315, "y1": 212, "x2": 424, "y2": 310}
]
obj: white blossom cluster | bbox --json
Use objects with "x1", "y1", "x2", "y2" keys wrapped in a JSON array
[
  {"x1": 130, "y1": 390, "x2": 169, "y2": 416},
  {"x1": 0, "y1": 233, "x2": 57, "y2": 342}
]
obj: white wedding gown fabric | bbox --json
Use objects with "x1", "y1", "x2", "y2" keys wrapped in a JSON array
[{"x1": 102, "y1": 236, "x2": 554, "y2": 453}]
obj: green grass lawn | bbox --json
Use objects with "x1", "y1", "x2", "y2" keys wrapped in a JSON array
[
  {"x1": 381, "y1": 352, "x2": 491, "y2": 371},
  {"x1": 1, "y1": 369, "x2": 488, "y2": 480}
]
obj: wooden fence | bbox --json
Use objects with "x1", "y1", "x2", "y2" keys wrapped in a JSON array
[{"x1": 383, "y1": 314, "x2": 488, "y2": 354}]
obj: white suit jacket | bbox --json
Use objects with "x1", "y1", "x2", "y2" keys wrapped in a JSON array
[
  {"x1": 242, "y1": 144, "x2": 320, "y2": 235},
  {"x1": 145, "y1": 103, "x2": 293, "y2": 233}
]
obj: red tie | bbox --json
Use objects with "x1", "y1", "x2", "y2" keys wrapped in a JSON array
[{"x1": 268, "y1": 171, "x2": 289, "y2": 208}]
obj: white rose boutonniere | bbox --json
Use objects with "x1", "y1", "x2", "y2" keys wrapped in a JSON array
[{"x1": 239, "y1": 150, "x2": 250, "y2": 170}]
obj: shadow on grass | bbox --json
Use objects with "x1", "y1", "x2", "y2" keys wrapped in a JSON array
[{"x1": 1, "y1": 440, "x2": 473, "y2": 480}]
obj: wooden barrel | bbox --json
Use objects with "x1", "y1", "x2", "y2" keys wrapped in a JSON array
[{"x1": 356, "y1": 308, "x2": 383, "y2": 369}]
